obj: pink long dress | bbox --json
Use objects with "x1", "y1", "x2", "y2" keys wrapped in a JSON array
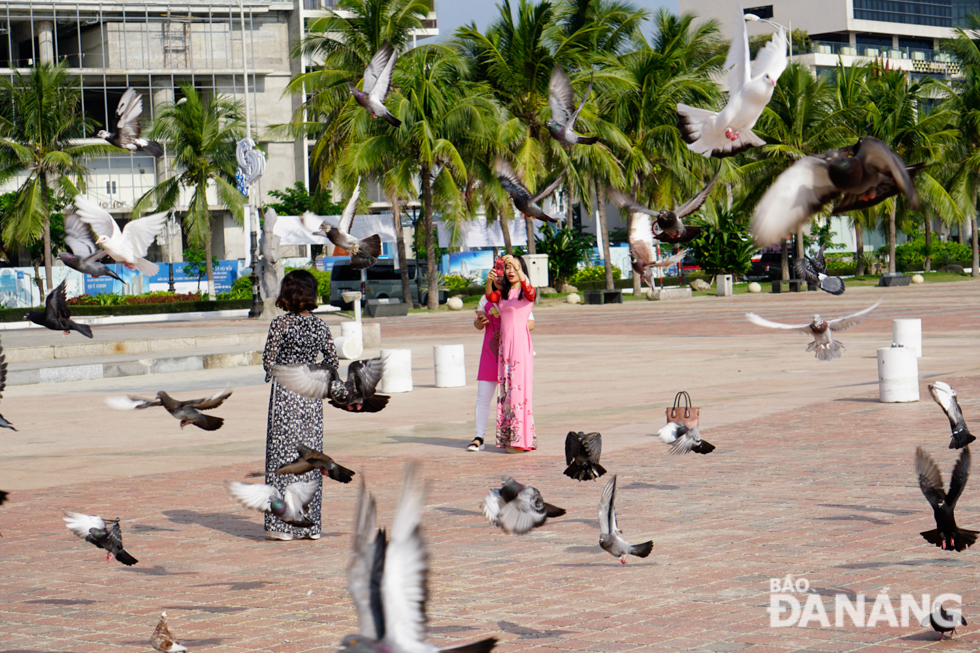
[
  {"x1": 477, "y1": 296, "x2": 502, "y2": 383},
  {"x1": 496, "y1": 282, "x2": 536, "y2": 450}
]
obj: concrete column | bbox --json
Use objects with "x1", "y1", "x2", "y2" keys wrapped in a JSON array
[
  {"x1": 151, "y1": 80, "x2": 182, "y2": 263},
  {"x1": 37, "y1": 21, "x2": 54, "y2": 63}
]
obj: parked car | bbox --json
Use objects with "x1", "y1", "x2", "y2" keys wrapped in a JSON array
[
  {"x1": 747, "y1": 251, "x2": 798, "y2": 282},
  {"x1": 328, "y1": 259, "x2": 446, "y2": 309}
]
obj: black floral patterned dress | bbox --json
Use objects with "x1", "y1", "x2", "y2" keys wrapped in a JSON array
[{"x1": 262, "y1": 313, "x2": 338, "y2": 537}]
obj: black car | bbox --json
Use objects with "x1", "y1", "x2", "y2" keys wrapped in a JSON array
[{"x1": 747, "y1": 251, "x2": 799, "y2": 282}]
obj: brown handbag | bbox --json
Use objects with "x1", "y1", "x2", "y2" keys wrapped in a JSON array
[{"x1": 666, "y1": 391, "x2": 700, "y2": 428}]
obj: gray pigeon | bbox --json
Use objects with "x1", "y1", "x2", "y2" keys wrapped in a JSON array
[
  {"x1": 96, "y1": 87, "x2": 164, "y2": 157},
  {"x1": 62, "y1": 511, "x2": 138, "y2": 565},
  {"x1": 921, "y1": 601, "x2": 967, "y2": 641},
  {"x1": 59, "y1": 211, "x2": 124, "y2": 282},
  {"x1": 564, "y1": 431, "x2": 606, "y2": 481},
  {"x1": 607, "y1": 169, "x2": 720, "y2": 244},
  {"x1": 482, "y1": 475, "x2": 566, "y2": 535},
  {"x1": 0, "y1": 342, "x2": 14, "y2": 431},
  {"x1": 915, "y1": 446, "x2": 977, "y2": 552},
  {"x1": 547, "y1": 65, "x2": 597, "y2": 148},
  {"x1": 24, "y1": 280, "x2": 93, "y2": 338},
  {"x1": 598, "y1": 475, "x2": 653, "y2": 564},
  {"x1": 495, "y1": 158, "x2": 566, "y2": 224},
  {"x1": 226, "y1": 479, "x2": 318, "y2": 527},
  {"x1": 272, "y1": 359, "x2": 389, "y2": 413},
  {"x1": 745, "y1": 298, "x2": 882, "y2": 361},
  {"x1": 301, "y1": 180, "x2": 381, "y2": 270},
  {"x1": 272, "y1": 443, "x2": 356, "y2": 483},
  {"x1": 105, "y1": 389, "x2": 233, "y2": 431},
  {"x1": 793, "y1": 246, "x2": 845, "y2": 295},
  {"x1": 351, "y1": 44, "x2": 400, "y2": 128},
  {"x1": 340, "y1": 464, "x2": 498, "y2": 653},
  {"x1": 929, "y1": 382, "x2": 976, "y2": 450},
  {"x1": 658, "y1": 422, "x2": 715, "y2": 455}
]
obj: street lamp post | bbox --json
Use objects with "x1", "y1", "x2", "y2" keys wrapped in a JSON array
[{"x1": 744, "y1": 13, "x2": 792, "y2": 58}]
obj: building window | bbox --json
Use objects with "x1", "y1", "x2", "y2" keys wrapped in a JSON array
[
  {"x1": 853, "y1": 0, "x2": 952, "y2": 27},
  {"x1": 745, "y1": 5, "x2": 774, "y2": 19},
  {"x1": 106, "y1": 181, "x2": 117, "y2": 195}
]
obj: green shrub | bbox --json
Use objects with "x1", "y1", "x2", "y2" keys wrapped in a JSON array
[
  {"x1": 443, "y1": 274, "x2": 472, "y2": 290},
  {"x1": 217, "y1": 275, "x2": 253, "y2": 300},
  {"x1": 891, "y1": 236, "x2": 971, "y2": 270},
  {"x1": 690, "y1": 202, "x2": 756, "y2": 277},
  {"x1": 536, "y1": 225, "x2": 594, "y2": 288},
  {"x1": 571, "y1": 265, "x2": 622, "y2": 283},
  {"x1": 68, "y1": 292, "x2": 204, "y2": 306},
  {"x1": 285, "y1": 266, "x2": 331, "y2": 297}
]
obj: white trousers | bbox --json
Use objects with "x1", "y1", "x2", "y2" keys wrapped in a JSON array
[{"x1": 474, "y1": 380, "x2": 497, "y2": 439}]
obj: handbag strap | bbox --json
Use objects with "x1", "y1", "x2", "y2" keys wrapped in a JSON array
[{"x1": 672, "y1": 391, "x2": 692, "y2": 410}]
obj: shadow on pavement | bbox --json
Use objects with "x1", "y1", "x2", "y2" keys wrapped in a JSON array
[
  {"x1": 162, "y1": 509, "x2": 264, "y2": 540},
  {"x1": 496, "y1": 621, "x2": 575, "y2": 640}
]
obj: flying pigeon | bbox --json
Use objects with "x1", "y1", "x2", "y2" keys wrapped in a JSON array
[
  {"x1": 929, "y1": 382, "x2": 976, "y2": 450},
  {"x1": 105, "y1": 389, "x2": 233, "y2": 431},
  {"x1": 598, "y1": 475, "x2": 653, "y2": 564},
  {"x1": 0, "y1": 342, "x2": 14, "y2": 431},
  {"x1": 547, "y1": 65, "x2": 597, "y2": 149},
  {"x1": 676, "y1": 1, "x2": 787, "y2": 158},
  {"x1": 301, "y1": 180, "x2": 381, "y2": 270},
  {"x1": 62, "y1": 511, "x2": 138, "y2": 565},
  {"x1": 351, "y1": 44, "x2": 400, "y2": 127},
  {"x1": 73, "y1": 195, "x2": 169, "y2": 276},
  {"x1": 482, "y1": 475, "x2": 566, "y2": 535},
  {"x1": 793, "y1": 246, "x2": 845, "y2": 295},
  {"x1": 226, "y1": 479, "x2": 318, "y2": 527},
  {"x1": 658, "y1": 422, "x2": 715, "y2": 455},
  {"x1": 271, "y1": 359, "x2": 389, "y2": 413},
  {"x1": 59, "y1": 211, "x2": 124, "y2": 283},
  {"x1": 750, "y1": 137, "x2": 921, "y2": 247},
  {"x1": 495, "y1": 158, "x2": 566, "y2": 224},
  {"x1": 340, "y1": 464, "x2": 498, "y2": 653},
  {"x1": 608, "y1": 170, "x2": 720, "y2": 244},
  {"x1": 96, "y1": 87, "x2": 165, "y2": 157},
  {"x1": 24, "y1": 280, "x2": 93, "y2": 338},
  {"x1": 272, "y1": 443, "x2": 356, "y2": 483},
  {"x1": 744, "y1": 298, "x2": 882, "y2": 361},
  {"x1": 563, "y1": 431, "x2": 607, "y2": 481},
  {"x1": 920, "y1": 601, "x2": 967, "y2": 641},
  {"x1": 915, "y1": 446, "x2": 977, "y2": 552},
  {"x1": 630, "y1": 247, "x2": 687, "y2": 293},
  {"x1": 151, "y1": 611, "x2": 188, "y2": 653}
]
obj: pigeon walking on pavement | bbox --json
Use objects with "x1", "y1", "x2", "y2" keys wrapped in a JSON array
[
  {"x1": 547, "y1": 65, "x2": 597, "y2": 149},
  {"x1": 351, "y1": 44, "x2": 400, "y2": 127},
  {"x1": 96, "y1": 87, "x2": 164, "y2": 157},
  {"x1": 151, "y1": 612, "x2": 188, "y2": 653},
  {"x1": 482, "y1": 476, "x2": 566, "y2": 535},
  {"x1": 495, "y1": 158, "x2": 566, "y2": 224},
  {"x1": 793, "y1": 246, "x2": 845, "y2": 295},
  {"x1": 929, "y1": 382, "x2": 976, "y2": 450},
  {"x1": 272, "y1": 444, "x2": 356, "y2": 483},
  {"x1": 301, "y1": 180, "x2": 381, "y2": 270},
  {"x1": 921, "y1": 601, "x2": 967, "y2": 641},
  {"x1": 563, "y1": 431, "x2": 607, "y2": 481},
  {"x1": 745, "y1": 298, "x2": 882, "y2": 361},
  {"x1": 25, "y1": 280, "x2": 93, "y2": 339},
  {"x1": 226, "y1": 480, "x2": 318, "y2": 528},
  {"x1": 915, "y1": 446, "x2": 977, "y2": 552},
  {"x1": 598, "y1": 475, "x2": 653, "y2": 564},
  {"x1": 608, "y1": 170, "x2": 719, "y2": 244},
  {"x1": 339, "y1": 464, "x2": 498, "y2": 653},
  {"x1": 676, "y1": 0, "x2": 787, "y2": 158},
  {"x1": 658, "y1": 422, "x2": 715, "y2": 455},
  {"x1": 272, "y1": 359, "x2": 389, "y2": 413},
  {"x1": 59, "y1": 211, "x2": 124, "y2": 282},
  {"x1": 74, "y1": 195, "x2": 169, "y2": 276},
  {"x1": 62, "y1": 512, "x2": 138, "y2": 565},
  {"x1": 105, "y1": 389, "x2": 233, "y2": 431}
]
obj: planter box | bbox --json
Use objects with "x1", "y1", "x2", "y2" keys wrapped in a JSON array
[
  {"x1": 0, "y1": 299, "x2": 251, "y2": 322},
  {"x1": 365, "y1": 298, "x2": 410, "y2": 318},
  {"x1": 584, "y1": 290, "x2": 623, "y2": 305},
  {"x1": 878, "y1": 273, "x2": 911, "y2": 287},
  {"x1": 771, "y1": 280, "x2": 803, "y2": 293}
]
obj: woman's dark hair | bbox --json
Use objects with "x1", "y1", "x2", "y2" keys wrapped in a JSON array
[
  {"x1": 276, "y1": 269, "x2": 319, "y2": 313},
  {"x1": 507, "y1": 256, "x2": 532, "y2": 301}
]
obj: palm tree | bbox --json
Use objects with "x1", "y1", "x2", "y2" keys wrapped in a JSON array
[
  {"x1": 134, "y1": 84, "x2": 245, "y2": 299},
  {"x1": 0, "y1": 63, "x2": 109, "y2": 293}
]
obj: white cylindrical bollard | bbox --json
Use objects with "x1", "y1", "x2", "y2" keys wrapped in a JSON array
[
  {"x1": 878, "y1": 345, "x2": 919, "y2": 403},
  {"x1": 334, "y1": 336, "x2": 363, "y2": 360},
  {"x1": 340, "y1": 321, "x2": 363, "y2": 348},
  {"x1": 433, "y1": 344, "x2": 466, "y2": 388},
  {"x1": 379, "y1": 348, "x2": 413, "y2": 393},
  {"x1": 893, "y1": 318, "x2": 922, "y2": 358}
]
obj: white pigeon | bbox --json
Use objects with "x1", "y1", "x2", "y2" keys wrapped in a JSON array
[
  {"x1": 745, "y1": 298, "x2": 883, "y2": 361},
  {"x1": 676, "y1": 0, "x2": 787, "y2": 158},
  {"x1": 481, "y1": 475, "x2": 566, "y2": 535},
  {"x1": 929, "y1": 381, "x2": 976, "y2": 450},
  {"x1": 598, "y1": 475, "x2": 653, "y2": 564},
  {"x1": 225, "y1": 480, "x2": 318, "y2": 527},
  {"x1": 301, "y1": 180, "x2": 381, "y2": 270},
  {"x1": 73, "y1": 195, "x2": 168, "y2": 276},
  {"x1": 151, "y1": 611, "x2": 188, "y2": 653},
  {"x1": 657, "y1": 423, "x2": 715, "y2": 455},
  {"x1": 351, "y1": 44, "x2": 400, "y2": 127}
]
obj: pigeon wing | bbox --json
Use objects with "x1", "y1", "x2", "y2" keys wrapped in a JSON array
[
  {"x1": 121, "y1": 211, "x2": 169, "y2": 257},
  {"x1": 74, "y1": 195, "x2": 123, "y2": 240},
  {"x1": 598, "y1": 475, "x2": 617, "y2": 536},
  {"x1": 946, "y1": 446, "x2": 971, "y2": 508},
  {"x1": 498, "y1": 487, "x2": 547, "y2": 535},
  {"x1": 63, "y1": 212, "x2": 100, "y2": 257},
  {"x1": 300, "y1": 211, "x2": 327, "y2": 235},
  {"x1": 63, "y1": 511, "x2": 105, "y2": 540},
  {"x1": 338, "y1": 178, "x2": 362, "y2": 235},
  {"x1": 827, "y1": 298, "x2": 882, "y2": 332},
  {"x1": 564, "y1": 431, "x2": 581, "y2": 465},
  {"x1": 834, "y1": 163, "x2": 925, "y2": 213},
  {"x1": 751, "y1": 26, "x2": 788, "y2": 83},
  {"x1": 190, "y1": 388, "x2": 233, "y2": 411},
  {"x1": 648, "y1": 248, "x2": 687, "y2": 269},
  {"x1": 674, "y1": 168, "x2": 721, "y2": 219},
  {"x1": 482, "y1": 488, "x2": 503, "y2": 525},
  {"x1": 745, "y1": 312, "x2": 813, "y2": 335},
  {"x1": 567, "y1": 74, "x2": 594, "y2": 128},
  {"x1": 226, "y1": 481, "x2": 278, "y2": 511},
  {"x1": 283, "y1": 479, "x2": 319, "y2": 514},
  {"x1": 530, "y1": 167, "x2": 567, "y2": 204},
  {"x1": 607, "y1": 187, "x2": 656, "y2": 216},
  {"x1": 579, "y1": 431, "x2": 602, "y2": 463},
  {"x1": 349, "y1": 481, "x2": 385, "y2": 640},
  {"x1": 724, "y1": 0, "x2": 751, "y2": 96},
  {"x1": 494, "y1": 158, "x2": 532, "y2": 204},
  {"x1": 369, "y1": 46, "x2": 397, "y2": 103},
  {"x1": 47, "y1": 280, "x2": 71, "y2": 323},
  {"x1": 362, "y1": 44, "x2": 394, "y2": 95},
  {"x1": 272, "y1": 364, "x2": 334, "y2": 399},
  {"x1": 750, "y1": 157, "x2": 838, "y2": 247},
  {"x1": 115, "y1": 88, "x2": 144, "y2": 142},
  {"x1": 915, "y1": 447, "x2": 946, "y2": 509},
  {"x1": 105, "y1": 395, "x2": 161, "y2": 410},
  {"x1": 350, "y1": 358, "x2": 385, "y2": 398},
  {"x1": 548, "y1": 65, "x2": 576, "y2": 127},
  {"x1": 854, "y1": 137, "x2": 920, "y2": 210}
]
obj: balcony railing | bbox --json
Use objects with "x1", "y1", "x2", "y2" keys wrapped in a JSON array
[{"x1": 808, "y1": 40, "x2": 961, "y2": 75}]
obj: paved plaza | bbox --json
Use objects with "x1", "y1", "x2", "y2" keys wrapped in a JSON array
[{"x1": 2, "y1": 280, "x2": 980, "y2": 652}]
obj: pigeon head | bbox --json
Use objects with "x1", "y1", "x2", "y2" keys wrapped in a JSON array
[
  {"x1": 268, "y1": 497, "x2": 287, "y2": 517},
  {"x1": 95, "y1": 129, "x2": 110, "y2": 139},
  {"x1": 95, "y1": 235, "x2": 109, "y2": 245},
  {"x1": 764, "y1": 73, "x2": 777, "y2": 87},
  {"x1": 546, "y1": 120, "x2": 562, "y2": 135},
  {"x1": 57, "y1": 252, "x2": 75, "y2": 263}
]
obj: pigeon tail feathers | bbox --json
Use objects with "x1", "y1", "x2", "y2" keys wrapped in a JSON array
[
  {"x1": 575, "y1": 135, "x2": 599, "y2": 145},
  {"x1": 381, "y1": 112, "x2": 401, "y2": 128},
  {"x1": 349, "y1": 234, "x2": 382, "y2": 270},
  {"x1": 114, "y1": 548, "x2": 139, "y2": 566},
  {"x1": 142, "y1": 140, "x2": 164, "y2": 157},
  {"x1": 193, "y1": 413, "x2": 224, "y2": 431},
  {"x1": 326, "y1": 462, "x2": 356, "y2": 484},
  {"x1": 808, "y1": 339, "x2": 844, "y2": 361},
  {"x1": 950, "y1": 429, "x2": 976, "y2": 450},
  {"x1": 69, "y1": 320, "x2": 94, "y2": 339},
  {"x1": 133, "y1": 257, "x2": 160, "y2": 277},
  {"x1": 630, "y1": 540, "x2": 654, "y2": 558},
  {"x1": 819, "y1": 275, "x2": 846, "y2": 295},
  {"x1": 562, "y1": 461, "x2": 607, "y2": 482},
  {"x1": 544, "y1": 503, "x2": 566, "y2": 518}
]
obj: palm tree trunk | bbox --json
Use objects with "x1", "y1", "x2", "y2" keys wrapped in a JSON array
[
  {"x1": 594, "y1": 179, "x2": 614, "y2": 291},
  {"x1": 972, "y1": 208, "x2": 979, "y2": 278},
  {"x1": 391, "y1": 197, "x2": 412, "y2": 305},
  {"x1": 525, "y1": 216, "x2": 536, "y2": 255},
  {"x1": 500, "y1": 214, "x2": 513, "y2": 255},
  {"x1": 888, "y1": 201, "x2": 897, "y2": 274},
  {"x1": 629, "y1": 211, "x2": 641, "y2": 296},
  {"x1": 41, "y1": 172, "x2": 52, "y2": 294},
  {"x1": 205, "y1": 238, "x2": 215, "y2": 300},
  {"x1": 780, "y1": 239, "x2": 789, "y2": 281},
  {"x1": 422, "y1": 165, "x2": 438, "y2": 310},
  {"x1": 924, "y1": 210, "x2": 932, "y2": 273},
  {"x1": 855, "y1": 221, "x2": 865, "y2": 276},
  {"x1": 565, "y1": 188, "x2": 573, "y2": 224}
]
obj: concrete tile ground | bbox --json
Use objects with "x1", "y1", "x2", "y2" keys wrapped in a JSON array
[{"x1": 1, "y1": 279, "x2": 980, "y2": 652}]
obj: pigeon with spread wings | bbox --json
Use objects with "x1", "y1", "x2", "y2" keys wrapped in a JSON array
[
  {"x1": 301, "y1": 180, "x2": 381, "y2": 270},
  {"x1": 96, "y1": 87, "x2": 164, "y2": 157},
  {"x1": 272, "y1": 358, "x2": 389, "y2": 413},
  {"x1": 929, "y1": 382, "x2": 976, "y2": 450},
  {"x1": 340, "y1": 464, "x2": 498, "y2": 653},
  {"x1": 751, "y1": 137, "x2": 921, "y2": 247},
  {"x1": 482, "y1": 475, "x2": 566, "y2": 535},
  {"x1": 598, "y1": 475, "x2": 653, "y2": 564},
  {"x1": 548, "y1": 65, "x2": 597, "y2": 149},
  {"x1": 915, "y1": 446, "x2": 977, "y2": 552},
  {"x1": 676, "y1": 0, "x2": 787, "y2": 158},
  {"x1": 495, "y1": 158, "x2": 565, "y2": 224},
  {"x1": 793, "y1": 246, "x2": 845, "y2": 295},
  {"x1": 608, "y1": 169, "x2": 719, "y2": 244},
  {"x1": 105, "y1": 389, "x2": 233, "y2": 431},
  {"x1": 25, "y1": 280, "x2": 93, "y2": 339},
  {"x1": 59, "y1": 211, "x2": 124, "y2": 282},
  {"x1": 351, "y1": 44, "x2": 400, "y2": 128},
  {"x1": 272, "y1": 443, "x2": 356, "y2": 483},
  {"x1": 226, "y1": 479, "x2": 318, "y2": 527},
  {"x1": 564, "y1": 431, "x2": 607, "y2": 481},
  {"x1": 63, "y1": 511, "x2": 138, "y2": 565},
  {"x1": 745, "y1": 298, "x2": 882, "y2": 361},
  {"x1": 658, "y1": 422, "x2": 715, "y2": 455},
  {"x1": 74, "y1": 195, "x2": 169, "y2": 276}
]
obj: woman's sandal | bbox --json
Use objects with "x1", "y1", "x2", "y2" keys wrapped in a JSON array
[{"x1": 467, "y1": 437, "x2": 485, "y2": 452}]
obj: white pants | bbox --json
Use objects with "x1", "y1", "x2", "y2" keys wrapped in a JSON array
[{"x1": 474, "y1": 380, "x2": 497, "y2": 440}]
